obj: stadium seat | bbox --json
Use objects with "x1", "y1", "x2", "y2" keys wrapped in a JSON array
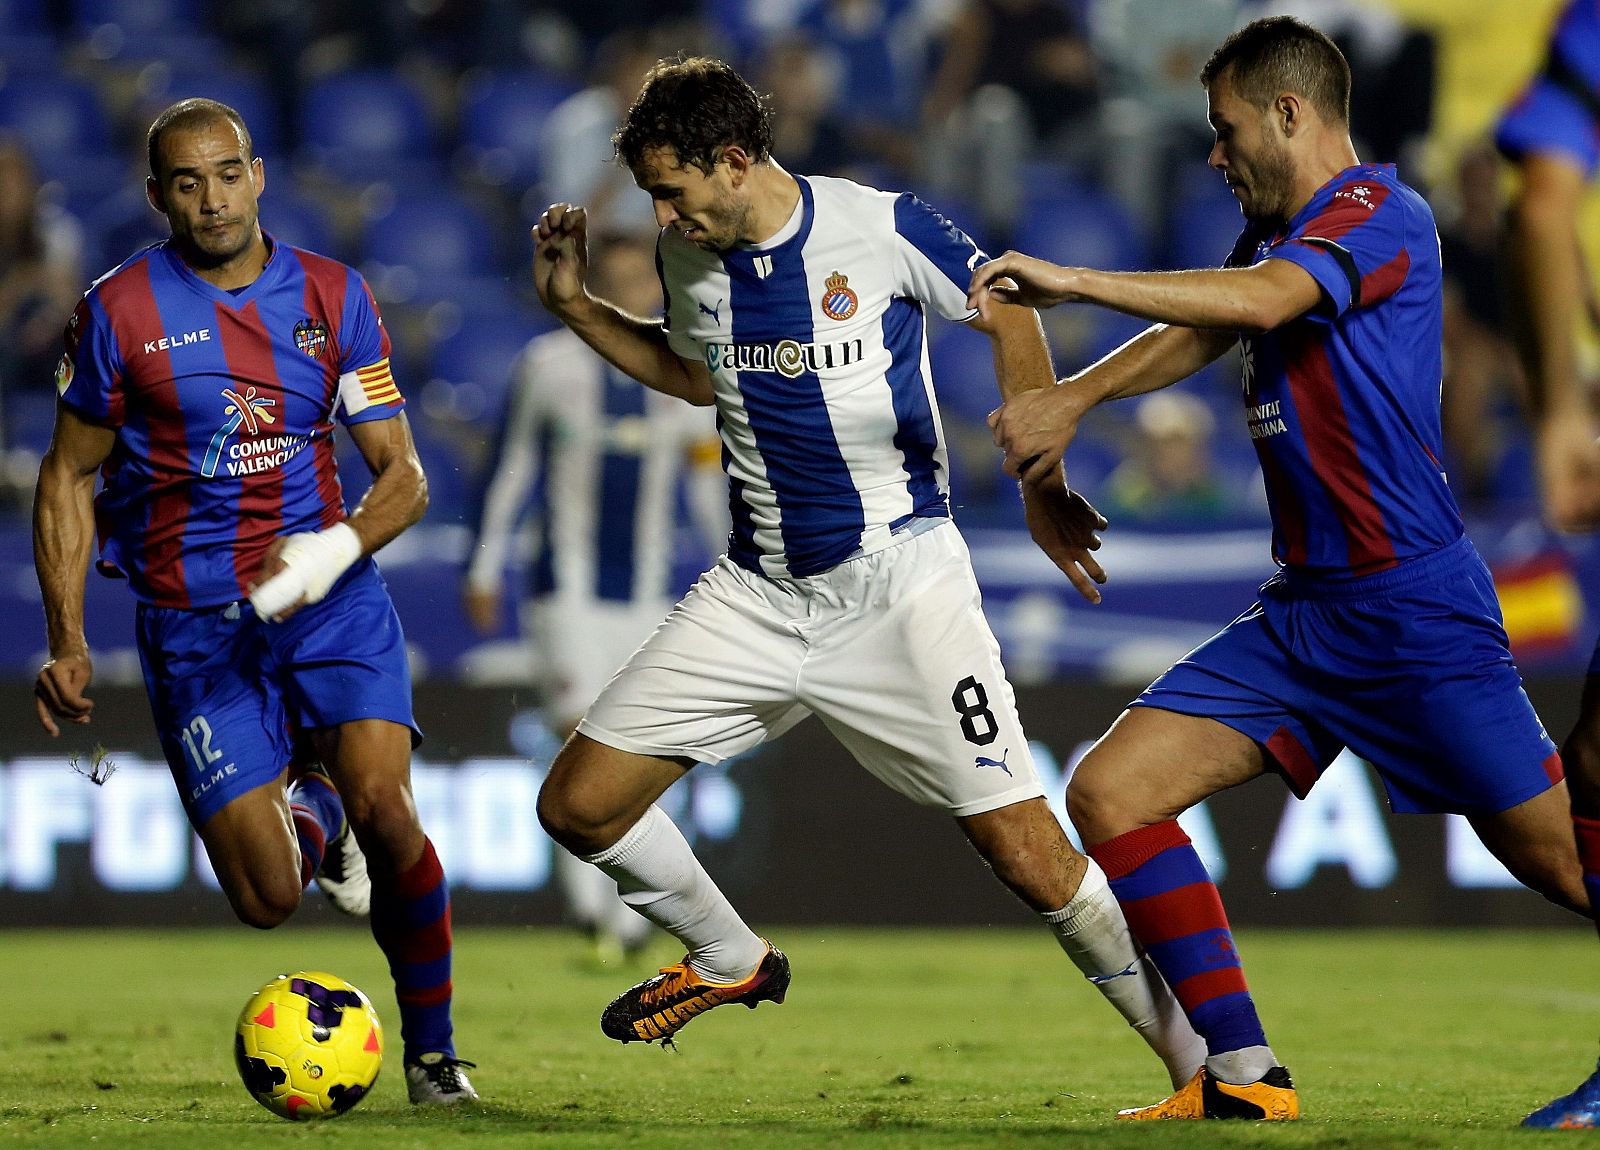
[
  {"x1": 427, "y1": 293, "x2": 549, "y2": 422},
  {"x1": 0, "y1": 0, "x2": 56, "y2": 71},
  {"x1": 72, "y1": 0, "x2": 223, "y2": 65},
  {"x1": 927, "y1": 320, "x2": 1001, "y2": 426},
  {"x1": 299, "y1": 71, "x2": 437, "y2": 183},
  {"x1": 407, "y1": 418, "x2": 474, "y2": 524},
  {"x1": 362, "y1": 191, "x2": 502, "y2": 302},
  {"x1": 143, "y1": 70, "x2": 282, "y2": 161},
  {"x1": 1016, "y1": 178, "x2": 1147, "y2": 272},
  {"x1": 1166, "y1": 162, "x2": 1247, "y2": 271},
  {"x1": 260, "y1": 190, "x2": 335, "y2": 259},
  {"x1": 458, "y1": 69, "x2": 580, "y2": 187},
  {"x1": 0, "y1": 75, "x2": 111, "y2": 183},
  {"x1": 81, "y1": 185, "x2": 166, "y2": 274},
  {"x1": 1014, "y1": 178, "x2": 1150, "y2": 358}
]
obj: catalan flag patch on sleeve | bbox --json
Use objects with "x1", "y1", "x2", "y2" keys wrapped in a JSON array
[
  {"x1": 338, "y1": 358, "x2": 403, "y2": 416},
  {"x1": 356, "y1": 358, "x2": 401, "y2": 404}
]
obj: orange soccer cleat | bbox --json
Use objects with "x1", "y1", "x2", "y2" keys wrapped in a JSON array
[
  {"x1": 1117, "y1": 1065, "x2": 1299, "y2": 1120},
  {"x1": 600, "y1": 942, "x2": 790, "y2": 1044}
]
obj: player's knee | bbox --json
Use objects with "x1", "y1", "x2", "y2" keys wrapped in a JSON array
[
  {"x1": 536, "y1": 776, "x2": 616, "y2": 855},
  {"x1": 1487, "y1": 831, "x2": 1588, "y2": 916},
  {"x1": 536, "y1": 782, "x2": 590, "y2": 853},
  {"x1": 1066, "y1": 755, "x2": 1125, "y2": 843},
  {"x1": 1562, "y1": 726, "x2": 1600, "y2": 808},
  {"x1": 229, "y1": 882, "x2": 301, "y2": 930}
]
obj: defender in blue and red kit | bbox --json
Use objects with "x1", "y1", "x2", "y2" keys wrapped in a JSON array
[
  {"x1": 973, "y1": 15, "x2": 1586, "y2": 1122},
  {"x1": 1496, "y1": 0, "x2": 1600, "y2": 1129},
  {"x1": 32, "y1": 98, "x2": 476, "y2": 1105}
]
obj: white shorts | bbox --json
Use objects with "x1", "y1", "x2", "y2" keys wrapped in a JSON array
[
  {"x1": 578, "y1": 521, "x2": 1044, "y2": 817},
  {"x1": 524, "y1": 596, "x2": 673, "y2": 723}
]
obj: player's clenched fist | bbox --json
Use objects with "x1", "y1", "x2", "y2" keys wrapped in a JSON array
[
  {"x1": 532, "y1": 202, "x2": 590, "y2": 317},
  {"x1": 35, "y1": 650, "x2": 93, "y2": 736}
]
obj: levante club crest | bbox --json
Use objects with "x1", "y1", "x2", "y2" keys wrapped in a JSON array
[
  {"x1": 293, "y1": 318, "x2": 330, "y2": 359},
  {"x1": 820, "y1": 271, "x2": 857, "y2": 321}
]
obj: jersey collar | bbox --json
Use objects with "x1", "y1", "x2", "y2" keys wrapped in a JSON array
[{"x1": 160, "y1": 231, "x2": 283, "y2": 307}]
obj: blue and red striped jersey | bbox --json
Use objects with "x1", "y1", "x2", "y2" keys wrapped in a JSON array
[
  {"x1": 1225, "y1": 162, "x2": 1462, "y2": 575},
  {"x1": 1496, "y1": 0, "x2": 1600, "y2": 176},
  {"x1": 56, "y1": 236, "x2": 404, "y2": 608}
]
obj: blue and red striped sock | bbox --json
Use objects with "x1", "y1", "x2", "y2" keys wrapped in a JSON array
[
  {"x1": 1088, "y1": 821, "x2": 1268, "y2": 1058},
  {"x1": 1573, "y1": 815, "x2": 1600, "y2": 931},
  {"x1": 371, "y1": 837, "x2": 455, "y2": 1061},
  {"x1": 286, "y1": 774, "x2": 342, "y2": 889}
]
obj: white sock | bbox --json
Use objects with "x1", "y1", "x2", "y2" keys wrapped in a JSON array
[
  {"x1": 1206, "y1": 1046, "x2": 1279, "y2": 1085},
  {"x1": 1043, "y1": 859, "x2": 1207, "y2": 1089},
  {"x1": 581, "y1": 805, "x2": 766, "y2": 983},
  {"x1": 553, "y1": 848, "x2": 611, "y2": 928}
]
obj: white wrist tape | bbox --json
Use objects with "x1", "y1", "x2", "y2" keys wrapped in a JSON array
[{"x1": 248, "y1": 522, "x2": 362, "y2": 621}]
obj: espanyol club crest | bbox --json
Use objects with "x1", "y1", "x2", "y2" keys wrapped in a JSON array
[
  {"x1": 820, "y1": 271, "x2": 858, "y2": 321},
  {"x1": 293, "y1": 318, "x2": 330, "y2": 359}
]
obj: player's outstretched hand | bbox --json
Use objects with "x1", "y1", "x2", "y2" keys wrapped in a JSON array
[
  {"x1": 532, "y1": 202, "x2": 591, "y2": 318},
  {"x1": 35, "y1": 650, "x2": 93, "y2": 736},
  {"x1": 1021, "y1": 480, "x2": 1108, "y2": 604},
  {"x1": 968, "y1": 251, "x2": 1077, "y2": 312},
  {"x1": 1538, "y1": 417, "x2": 1600, "y2": 532},
  {"x1": 988, "y1": 383, "x2": 1085, "y2": 486}
]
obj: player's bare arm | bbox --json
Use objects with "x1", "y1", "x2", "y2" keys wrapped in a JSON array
[
  {"x1": 532, "y1": 202, "x2": 714, "y2": 406},
  {"x1": 970, "y1": 294, "x2": 1109, "y2": 602},
  {"x1": 1508, "y1": 151, "x2": 1600, "y2": 530},
  {"x1": 992, "y1": 324, "x2": 1236, "y2": 486},
  {"x1": 33, "y1": 404, "x2": 116, "y2": 735},
  {"x1": 251, "y1": 412, "x2": 427, "y2": 621},
  {"x1": 971, "y1": 256, "x2": 1322, "y2": 334}
]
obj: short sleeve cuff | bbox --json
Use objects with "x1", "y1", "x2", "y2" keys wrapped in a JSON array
[{"x1": 1267, "y1": 242, "x2": 1353, "y2": 318}]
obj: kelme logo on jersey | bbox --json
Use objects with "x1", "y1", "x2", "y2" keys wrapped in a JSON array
[
  {"x1": 293, "y1": 318, "x2": 330, "y2": 359},
  {"x1": 820, "y1": 270, "x2": 858, "y2": 321},
  {"x1": 704, "y1": 337, "x2": 865, "y2": 379}
]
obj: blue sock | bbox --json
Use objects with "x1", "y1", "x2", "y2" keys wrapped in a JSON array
[{"x1": 288, "y1": 774, "x2": 343, "y2": 888}]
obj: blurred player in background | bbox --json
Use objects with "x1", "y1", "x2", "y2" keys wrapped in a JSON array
[
  {"x1": 529, "y1": 56, "x2": 1210, "y2": 1095},
  {"x1": 31, "y1": 99, "x2": 476, "y2": 1104},
  {"x1": 463, "y1": 228, "x2": 725, "y2": 962},
  {"x1": 1498, "y1": 0, "x2": 1600, "y2": 1128},
  {"x1": 975, "y1": 16, "x2": 1585, "y2": 1121}
]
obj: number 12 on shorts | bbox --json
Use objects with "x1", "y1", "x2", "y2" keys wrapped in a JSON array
[{"x1": 180, "y1": 714, "x2": 224, "y2": 772}]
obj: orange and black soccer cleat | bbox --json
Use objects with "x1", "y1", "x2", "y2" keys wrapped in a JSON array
[
  {"x1": 600, "y1": 942, "x2": 790, "y2": 1044},
  {"x1": 1117, "y1": 1065, "x2": 1299, "y2": 1120}
]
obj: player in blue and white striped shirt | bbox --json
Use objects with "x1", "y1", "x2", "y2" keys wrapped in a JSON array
[{"x1": 529, "y1": 56, "x2": 1204, "y2": 1090}]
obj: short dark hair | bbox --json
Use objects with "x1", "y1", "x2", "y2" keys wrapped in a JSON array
[
  {"x1": 1200, "y1": 16, "x2": 1351, "y2": 125},
  {"x1": 147, "y1": 98, "x2": 253, "y2": 179},
  {"x1": 613, "y1": 56, "x2": 773, "y2": 176}
]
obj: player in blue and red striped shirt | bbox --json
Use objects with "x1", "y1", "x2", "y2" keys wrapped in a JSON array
[
  {"x1": 30, "y1": 99, "x2": 476, "y2": 1105},
  {"x1": 1498, "y1": 0, "x2": 1600, "y2": 1129},
  {"x1": 972, "y1": 16, "x2": 1588, "y2": 1121}
]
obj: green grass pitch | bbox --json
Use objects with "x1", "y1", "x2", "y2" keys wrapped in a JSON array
[{"x1": 0, "y1": 926, "x2": 1593, "y2": 1148}]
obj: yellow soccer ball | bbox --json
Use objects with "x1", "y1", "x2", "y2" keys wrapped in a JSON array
[{"x1": 234, "y1": 971, "x2": 383, "y2": 1120}]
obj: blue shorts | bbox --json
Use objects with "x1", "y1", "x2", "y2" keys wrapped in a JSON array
[
  {"x1": 1134, "y1": 537, "x2": 1562, "y2": 815},
  {"x1": 136, "y1": 559, "x2": 420, "y2": 828}
]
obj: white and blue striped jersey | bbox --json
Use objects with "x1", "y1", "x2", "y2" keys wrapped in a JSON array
[
  {"x1": 466, "y1": 327, "x2": 722, "y2": 604},
  {"x1": 660, "y1": 173, "x2": 985, "y2": 579}
]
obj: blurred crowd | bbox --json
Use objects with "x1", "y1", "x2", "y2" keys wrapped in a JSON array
[{"x1": 0, "y1": 0, "x2": 1542, "y2": 533}]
